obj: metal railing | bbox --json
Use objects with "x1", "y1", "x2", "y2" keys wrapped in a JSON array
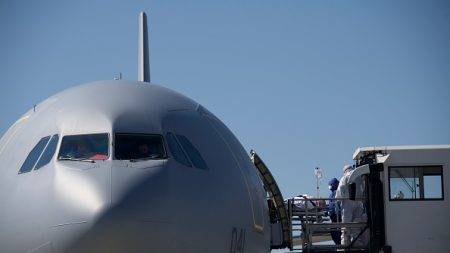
[{"x1": 287, "y1": 196, "x2": 369, "y2": 252}]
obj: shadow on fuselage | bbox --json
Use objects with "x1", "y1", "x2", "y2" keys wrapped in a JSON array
[{"x1": 63, "y1": 160, "x2": 175, "y2": 253}]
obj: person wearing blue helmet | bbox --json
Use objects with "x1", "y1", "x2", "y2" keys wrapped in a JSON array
[{"x1": 328, "y1": 177, "x2": 341, "y2": 245}]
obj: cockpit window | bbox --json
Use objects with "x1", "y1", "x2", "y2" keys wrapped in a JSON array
[
  {"x1": 58, "y1": 133, "x2": 109, "y2": 161},
  {"x1": 115, "y1": 134, "x2": 166, "y2": 161},
  {"x1": 35, "y1": 135, "x2": 59, "y2": 170},
  {"x1": 19, "y1": 136, "x2": 51, "y2": 174},
  {"x1": 165, "y1": 132, "x2": 208, "y2": 170},
  {"x1": 19, "y1": 134, "x2": 59, "y2": 174},
  {"x1": 166, "y1": 133, "x2": 192, "y2": 167},
  {"x1": 175, "y1": 134, "x2": 208, "y2": 170}
]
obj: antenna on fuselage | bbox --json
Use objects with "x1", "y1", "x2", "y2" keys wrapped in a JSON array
[{"x1": 138, "y1": 11, "x2": 150, "y2": 83}]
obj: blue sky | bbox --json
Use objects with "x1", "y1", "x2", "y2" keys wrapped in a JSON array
[{"x1": 1, "y1": 0, "x2": 450, "y2": 198}]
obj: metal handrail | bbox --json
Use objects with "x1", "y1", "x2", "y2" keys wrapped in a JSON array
[{"x1": 287, "y1": 196, "x2": 369, "y2": 252}]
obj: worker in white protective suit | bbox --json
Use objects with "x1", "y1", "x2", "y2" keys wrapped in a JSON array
[{"x1": 335, "y1": 165, "x2": 365, "y2": 246}]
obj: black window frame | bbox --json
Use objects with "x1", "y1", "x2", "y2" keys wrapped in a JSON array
[{"x1": 388, "y1": 165, "x2": 444, "y2": 201}]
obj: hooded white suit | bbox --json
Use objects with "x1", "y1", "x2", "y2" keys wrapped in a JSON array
[{"x1": 336, "y1": 165, "x2": 365, "y2": 246}]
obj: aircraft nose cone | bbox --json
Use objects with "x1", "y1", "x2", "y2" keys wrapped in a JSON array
[
  {"x1": 110, "y1": 160, "x2": 167, "y2": 206},
  {"x1": 65, "y1": 160, "x2": 171, "y2": 253}
]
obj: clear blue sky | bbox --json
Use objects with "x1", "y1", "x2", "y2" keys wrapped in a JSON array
[{"x1": 1, "y1": 0, "x2": 450, "y2": 198}]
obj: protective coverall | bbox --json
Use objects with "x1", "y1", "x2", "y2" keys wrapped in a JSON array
[{"x1": 335, "y1": 165, "x2": 365, "y2": 246}]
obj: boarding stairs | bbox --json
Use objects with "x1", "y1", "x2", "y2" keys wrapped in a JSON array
[{"x1": 251, "y1": 151, "x2": 369, "y2": 253}]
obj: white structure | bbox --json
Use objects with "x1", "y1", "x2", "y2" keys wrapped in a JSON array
[{"x1": 350, "y1": 145, "x2": 450, "y2": 253}]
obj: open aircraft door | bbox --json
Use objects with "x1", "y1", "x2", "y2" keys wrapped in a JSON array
[{"x1": 251, "y1": 151, "x2": 292, "y2": 249}]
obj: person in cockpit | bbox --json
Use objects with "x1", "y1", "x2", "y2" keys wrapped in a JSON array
[
  {"x1": 76, "y1": 141, "x2": 92, "y2": 158},
  {"x1": 60, "y1": 136, "x2": 108, "y2": 160},
  {"x1": 137, "y1": 143, "x2": 151, "y2": 158},
  {"x1": 60, "y1": 140, "x2": 92, "y2": 159}
]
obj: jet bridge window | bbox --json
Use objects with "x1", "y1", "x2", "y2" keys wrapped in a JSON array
[
  {"x1": 19, "y1": 134, "x2": 59, "y2": 174},
  {"x1": 389, "y1": 166, "x2": 444, "y2": 200},
  {"x1": 115, "y1": 134, "x2": 166, "y2": 160},
  {"x1": 58, "y1": 133, "x2": 109, "y2": 161}
]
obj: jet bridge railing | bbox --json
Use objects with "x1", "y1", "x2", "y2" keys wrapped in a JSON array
[{"x1": 287, "y1": 196, "x2": 369, "y2": 253}]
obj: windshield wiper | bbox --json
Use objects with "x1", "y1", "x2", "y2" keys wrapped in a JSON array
[
  {"x1": 59, "y1": 156, "x2": 95, "y2": 163},
  {"x1": 129, "y1": 155, "x2": 164, "y2": 163},
  {"x1": 130, "y1": 157, "x2": 152, "y2": 163}
]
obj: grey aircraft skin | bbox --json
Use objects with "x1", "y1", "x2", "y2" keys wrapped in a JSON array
[{"x1": 0, "y1": 13, "x2": 272, "y2": 253}]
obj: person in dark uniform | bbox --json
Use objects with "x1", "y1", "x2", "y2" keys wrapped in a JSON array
[{"x1": 328, "y1": 177, "x2": 341, "y2": 245}]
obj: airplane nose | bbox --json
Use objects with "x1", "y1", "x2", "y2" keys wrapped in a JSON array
[
  {"x1": 50, "y1": 161, "x2": 112, "y2": 252},
  {"x1": 110, "y1": 160, "x2": 167, "y2": 206},
  {"x1": 64, "y1": 160, "x2": 170, "y2": 253},
  {"x1": 52, "y1": 161, "x2": 112, "y2": 221}
]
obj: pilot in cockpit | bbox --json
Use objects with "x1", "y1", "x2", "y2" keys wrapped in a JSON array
[
  {"x1": 75, "y1": 141, "x2": 92, "y2": 157},
  {"x1": 137, "y1": 143, "x2": 150, "y2": 158},
  {"x1": 137, "y1": 142, "x2": 163, "y2": 159},
  {"x1": 59, "y1": 135, "x2": 108, "y2": 161}
]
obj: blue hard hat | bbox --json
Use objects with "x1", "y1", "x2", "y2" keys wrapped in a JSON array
[{"x1": 328, "y1": 178, "x2": 339, "y2": 188}]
